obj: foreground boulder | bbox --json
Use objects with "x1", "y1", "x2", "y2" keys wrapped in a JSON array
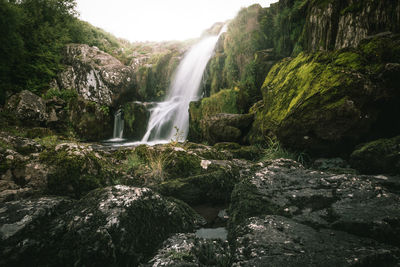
[
  {"x1": 350, "y1": 135, "x2": 400, "y2": 175},
  {"x1": 145, "y1": 233, "x2": 230, "y2": 266},
  {"x1": 232, "y1": 215, "x2": 400, "y2": 266},
  {"x1": 0, "y1": 186, "x2": 203, "y2": 266},
  {"x1": 229, "y1": 158, "x2": 400, "y2": 262}
]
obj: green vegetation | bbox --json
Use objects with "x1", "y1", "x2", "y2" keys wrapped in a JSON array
[
  {"x1": 247, "y1": 34, "x2": 400, "y2": 154},
  {"x1": 189, "y1": 89, "x2": 240, "y2": 141},
  {"x1": 0, "y1": 0, "x2": 136, "y2": 105},
  {"x1": 350, "y1": 135, "x2": 400, "y2": 174},
  {"x1": 204, "y1": 1, "x2": 308, "y2": 113},
  {"x1": 40, "y1": 143, "x2": 119, "y2": 198},
  {"x1": 42, "y1": 88, "x2": 78, "y2": 102},
  {"x1": 135, "y1": 50, "x2": 181, "y2": 100}
]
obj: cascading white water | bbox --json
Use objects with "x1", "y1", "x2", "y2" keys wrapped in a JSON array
[
  {"x1": 112, "y1": 109, "x2": 124, "y2": 141},
  {"x1": 141, "y1": 27, "x2": 226, "y2": 144}
]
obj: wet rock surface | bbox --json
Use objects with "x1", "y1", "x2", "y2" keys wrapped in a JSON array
[
  {"x1": 231, "y1": 215, "x2": 400, "y2": 266},
  {"x1": 1, "y1": 186, "x2": 203, "y2": 266},
  {"x1": 1, "y1": 136, "x2": 400, "y2": 266},
  {"x1": 229, "y1": 158, "x2": 400, "y2": 264},
  {"x1": 144, "y1": 233, "x2": 230, "y2": 267}
]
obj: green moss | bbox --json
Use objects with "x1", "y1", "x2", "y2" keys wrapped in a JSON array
[
  {"x1": 189, "y1": 89, "x2": 240, "y2": 141},
  {"x1": 42, "y1": 88, "x2": 77, "y2": 102},
  {"x1": 0, "y1": 139, "x2": 13, "y2": 150},
  {"x1": 156, "y1": 169, "x2": 238, "y2": 205},
  {"x1": 40, "y1": 144, "x2": 118, "y2": 198},
  {"x1": 163, "y1": 149, "x2": 202, "y2": 179},
  {"x1": 248, "y1": 34, "x2": 400, "y2": 154},
  {"x1": 350, "y1": 136, "x2": 400, "y2": 174},
  {"x1": 249, "y1": 51, "x2": 362, "y2": 146},
  {"x1": 135, "y1": 51, "x2": 181, "y2": 101},
  {"x1": 334, "y1": 51, "x2": 364, "y2": 71}
]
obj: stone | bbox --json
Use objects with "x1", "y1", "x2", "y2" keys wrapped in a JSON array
[
  {"x1": 304, "y1": 1, "x2": 400, "y2": 51},
  {"x1": 59, "y1": 44, "x2": 135, "y2": 106},
  {"x1": 68, "y1": 97, "x2": 112, "y2": 141},
  {"x1": 229, "y1": 159, "x2": 400, "y2": 247},
  {"x1": 0, "y1": 186, "x2": 203, "y2": 266},
  {"x1": 0, "y1": 131, "x2": 43, "y2": 155},
  {"x1": 201, "y1": 113, "x2": 254, "y2": 145},
  {"x1": 5, "y1": 90, "x2": 47, "y2": 126},
  {"x1": 350, "y1": 135, "x2": 400, "y2": 175},
  {"x1": 231, "y1": 215, "x2": 400, "y2": 266},
  {"x1": 0, "y1": 197, "x2": 71, "y2": 242},
  {"x1": 248, "y1": 34, "x2": 400, "y2": 155},
  {"x1": 144, "y1": 233, "x2": 230, "y2": 267}
]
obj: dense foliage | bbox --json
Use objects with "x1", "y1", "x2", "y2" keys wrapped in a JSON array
[
  {"x1": 204, "y1": 1, "x2": 308, "y2": 112},
  {"x1": 0, "y1": 0, "x2": 132, "y2": 105}
]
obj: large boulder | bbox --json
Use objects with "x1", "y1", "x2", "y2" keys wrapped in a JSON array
[
  {"x1": 232, "y1": 215, "x2": 400, "y2": 266},
  {"x1": 350, "y1": 135, "x2": 400, "y2": 175},
  {"x1": 228, "y1": 158, "x2": 400, "y2": 265},
  {"x1": 188, "y1": 89, "x2": 241, "y2": 142},
  {"x1": 201, "y1": 113, "x2": 254, "y2": 145},
  {"x1": 248, "y1": 34, "x2": 400, "y2": 155},
  {"x1": 5, "y1": 90, "x2": 47, "y2": 126},
  {"x1": 144, "y1": 233, "x2": 230, "y2": 266},
  {"x1": 229, "y1": 159, "x2": 400, "y2": 247},
  {"x1": 58, "y1": 44, "x2": 135, "y2": 106},
  {"x1": 0, "y1": 185, "x2": 203, "y2": 266},
  {"x1": 40, "y1": 142, "x2": 120, "y2": 198}
]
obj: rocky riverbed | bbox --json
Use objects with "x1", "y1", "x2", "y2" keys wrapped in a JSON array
[{"x1": 1, "y1": 130, "x2": 399, "y2": 266}]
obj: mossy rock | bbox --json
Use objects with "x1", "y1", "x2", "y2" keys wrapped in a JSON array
[
  {"x1": 350, "y1": 136, "x2": 400, "y2": 175},
  {"x1": 163, "y1": 148, "x2": 203, "y2": 179},
  {"x1": 228, "y1": 179, "x2": 280, "y2": 231},
  {"x1": 40, "y1": 143, "x2": 119, "y2": 198},
  {"x1": 25, "y1": 127, "x2": 54, "y2": 139},
  {"x1": 122, "y1": 101, "x2": 151, "y2": 139},
  {"x1": 188, "y1": 89, "x2": 239, "y2": 142},
  {"x1": 1, "y1": 186, "x2": 203, "y2": 266},
  {"x1": 69, "y1": 97, "x2": 112, "y2": 141},
  {"x1": 214, "y1": 142, "x2": 263, "y2": 161},
  {"x1": 156, "y1": 166, "x2": 239, "y2": 205},
  {"x1": 248, "y1": 35, "x2": 400, "y2": 155}
]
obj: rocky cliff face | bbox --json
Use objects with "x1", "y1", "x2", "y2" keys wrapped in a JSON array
[
  {"x1": 57, "y1": 44, "x2": 135, "y2": 107},
  {"x1": 305, "y1": 0, "x2": 400, "y2": 51}
]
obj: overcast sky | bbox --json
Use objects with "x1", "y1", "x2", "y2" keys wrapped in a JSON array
[{"x1": 76, "y1": 0, "x2": 278, "y2": 42}]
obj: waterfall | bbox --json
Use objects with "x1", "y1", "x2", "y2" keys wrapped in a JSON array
[
  {"x1": 112, "y1": 109, "x2": 124, "y2": 140},
  {"x1": 141, "y1": 27, "x2": 226, "y2": 144}
]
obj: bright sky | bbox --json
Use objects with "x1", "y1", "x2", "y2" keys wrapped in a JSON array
[{"x1": 76, "y1": 0, "x2": 278, "y2": 42}]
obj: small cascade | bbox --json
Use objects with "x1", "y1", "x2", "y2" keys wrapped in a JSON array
[
  {"x1": 112, "y1": 109, "x2": 124, "y2": 141},
  {"x1": 141, "y1": 26, "x2": 227, "y2": 144}
]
